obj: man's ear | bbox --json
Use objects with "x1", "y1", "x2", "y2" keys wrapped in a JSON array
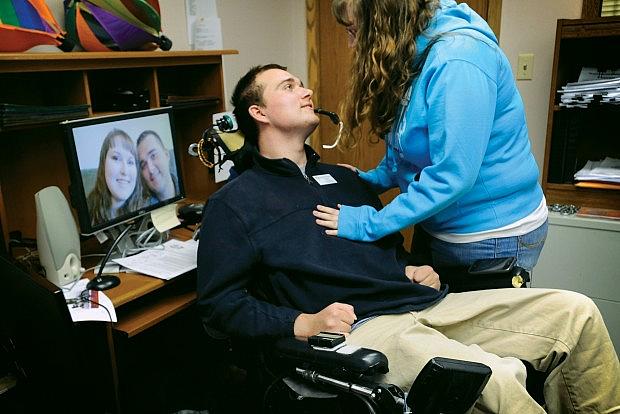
[{"x1": 248, "y1": 104, "x2": 268, "y2": 125}]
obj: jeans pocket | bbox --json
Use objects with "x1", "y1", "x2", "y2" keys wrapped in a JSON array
[
  {"x1": 517, "y1": 221, "x2": 548, "y2": 250},
  {"x1": 516, "y1": 221, "x2": 548, "y2": 270}
]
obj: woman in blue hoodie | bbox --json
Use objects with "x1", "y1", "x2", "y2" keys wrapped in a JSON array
[{"x1": 314, "y1": 0, "x2": 548, "y2": 271}]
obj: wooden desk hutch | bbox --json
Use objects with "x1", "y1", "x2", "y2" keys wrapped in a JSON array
[
  {"x1": 0, "y1": 51, "x2": 237, "y2": 412},
  {"x1": 542, "y1": 17, "x2": 620, "y2": 209}
]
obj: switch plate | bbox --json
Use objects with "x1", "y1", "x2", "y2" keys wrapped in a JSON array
[{"x1": 517, "y1": 53, "x2": 534, "y2": 80}]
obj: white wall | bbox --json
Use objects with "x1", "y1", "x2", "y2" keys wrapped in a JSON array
[
  {"x1": 159, "y1": 0, "x2": 307, "y2": 111},
  {"x1": 499, "y1": 0, "x2": 582, "y2": 173}
]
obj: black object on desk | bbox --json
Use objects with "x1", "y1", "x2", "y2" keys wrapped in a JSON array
[
  {"x1": 0, "y1": 256, "x2": 92, "y2": 413},
  {"x1": 178, "y1": 203, "x2": 204, "y2": 226}
]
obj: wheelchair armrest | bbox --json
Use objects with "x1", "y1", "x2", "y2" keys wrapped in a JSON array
[
  {"x1": 272, "y1": 337, "x2": 389, "y2": 378},
  {"x1": 438, "y1": 257, "x2": 530, "y2": 293}
]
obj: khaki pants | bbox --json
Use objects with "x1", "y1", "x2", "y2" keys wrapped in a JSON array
[{"x1": 348, "y1": 288, "x2": 619, "y2": 414}]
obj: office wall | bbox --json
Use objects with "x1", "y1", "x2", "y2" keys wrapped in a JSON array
[
  {"x1": 46, "y1": 0, "x2": 583, "y2": 167},
  {"x1": 158, "y1": 0, "x2": 308, "y2": 111},
  {"x1": 499, "y1": 0, "x2": 582, "y2": 172}
]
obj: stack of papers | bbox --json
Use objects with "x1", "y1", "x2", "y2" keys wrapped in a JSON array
[
  {"x1": 558, "y1": 68, "x2": 620, "y2": 108},
  {"x1": 0, "y1": 103, "x2": 90, "y2": 130},
  {"x1": 574, "y1": 157, "x2": 620, "y2": 189},
  {"x1": 113, "y1": 239, "x2": 198, "y2": 280}
]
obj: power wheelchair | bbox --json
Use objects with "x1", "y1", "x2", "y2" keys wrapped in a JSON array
[
  {"x1": 199, "y1": 259, "x2": 533, "y2": 414},
  {"x1": 191, "y1": 116, "x2": 541, "y2": 413}
]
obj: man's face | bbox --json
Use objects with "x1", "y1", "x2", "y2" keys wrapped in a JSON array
[
  {"x1": 254, "y1": 69, "x2": 319, "y2": 134},
  {"x1": 138, "y1": 134, "x2": 170, "y2": 195}
]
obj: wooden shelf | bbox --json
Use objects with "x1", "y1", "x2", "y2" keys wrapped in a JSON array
[
  {"x1": 113, "y1": 289, "x2": 196, "y2": 338},
  {"x1": 545, "y1": 183, "x2": 620, "y2": 209},
  {"x1": 0, "y1": 50, "x2": 238, "y2": 72},
  {"x1": 0, "y1": 51, "x2": 236, "y2": 249},
  {"x1": 542, "y1": 18, "x2": 620, "y2": 209},
  {"x1": 559, "y1": 16, "x2": 620, "y2": 38}
]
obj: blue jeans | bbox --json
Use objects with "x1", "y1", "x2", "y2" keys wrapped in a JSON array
[{"x1": 428, "y1": 220, "x2": 548, "y2": 272}]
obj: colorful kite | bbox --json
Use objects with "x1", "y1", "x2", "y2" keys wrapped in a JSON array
[
  {"x1": 0, "y1": 0, "x2": 72, "y2": 52},
  {"x1": 64, "y1": 0, "x2": 172, "y2": 51}
]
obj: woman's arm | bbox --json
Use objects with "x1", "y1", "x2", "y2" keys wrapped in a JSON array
[
  {"x1": 321, "y1": 60, "x2": 497, "y2": 241},
  {"x1": 357, "y1": 156, "x2": 397, "y2": 194}
]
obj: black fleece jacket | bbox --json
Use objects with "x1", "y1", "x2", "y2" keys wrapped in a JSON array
[{"x1": 197, "y1": 146, "x2": 447, "y2": 340}]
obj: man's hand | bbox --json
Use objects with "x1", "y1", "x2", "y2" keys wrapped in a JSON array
[
  {"x1": 313, "y1": 204, "x2": 341, "y2": 236},
  {"x1": 405, "y1": 265, "x2": 441, "y2": 291},
  {"x1": 293, "y1": 302, "x2": 357, "y2": 338}
]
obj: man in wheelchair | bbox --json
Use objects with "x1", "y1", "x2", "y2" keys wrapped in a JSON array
[{"x1": 197, "y1": 64, "x2": 620, "y2": 413}]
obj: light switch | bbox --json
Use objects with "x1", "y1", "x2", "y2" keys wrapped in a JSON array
[{"x1": 517, "y1": 53, "x2": 534, "y2": 80}]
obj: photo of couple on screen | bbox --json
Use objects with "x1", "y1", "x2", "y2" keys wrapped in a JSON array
[{"x1": 71, "y1": 111, "x2": 181, "y2": 229}]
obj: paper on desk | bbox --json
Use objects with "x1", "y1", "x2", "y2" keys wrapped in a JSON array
[
  {"x1": 112, "y1": 239, "x2": 198, "y2": 280},
  {"x1": 151, "y1": 203, "x2": 181, "y2": 232},
  {"x1": 63, "y1": 279, "x2": 118, "y2": 323}
]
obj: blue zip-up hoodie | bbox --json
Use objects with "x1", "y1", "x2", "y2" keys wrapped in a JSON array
[{"x1": 338, "y1": 0, "x2": 544, "y2": 241}]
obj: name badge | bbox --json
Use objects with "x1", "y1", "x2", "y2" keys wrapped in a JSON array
[{"x1": 312, "y1": 174, "x2": 338, "y2": 185}]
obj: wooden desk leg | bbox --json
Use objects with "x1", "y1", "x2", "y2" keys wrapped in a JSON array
[{"x1": 105, "y1": 323, "x2": 122, "y2": 413}]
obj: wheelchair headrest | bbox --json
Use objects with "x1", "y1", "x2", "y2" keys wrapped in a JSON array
[{"x1": 188, "y1": 112, "x2": 254, "y2": 173}]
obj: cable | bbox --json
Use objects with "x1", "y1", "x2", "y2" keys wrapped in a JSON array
[
  {"x1": 78, "y1": 290, "x2": 113, "y2": 322},
  {"x1": 124, "y1": 226, "x2": 166, "y2": 256},
  {"x1": 61, "y1": 275, "x2": 84, "y2": 292}
]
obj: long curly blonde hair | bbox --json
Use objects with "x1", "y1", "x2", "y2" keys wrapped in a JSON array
[{"x1": 332, "y1": 0, "x2": 439, "y2": 148}]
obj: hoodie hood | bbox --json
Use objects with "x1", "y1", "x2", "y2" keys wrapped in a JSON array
[{"x1": 417, "y1": 0, "x2": 498, "y2": 54}]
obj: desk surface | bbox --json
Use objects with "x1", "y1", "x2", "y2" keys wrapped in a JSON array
[{"x1": 93, "y1": 227, "x2": 198, "y2": 337}]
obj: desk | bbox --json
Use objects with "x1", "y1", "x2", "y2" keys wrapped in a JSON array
[
  {"x1": 100, "y1": 227, "x2": 197, "y2": 335},
  {"x1": 88, "y1": 227, "x2": 200, "y2": 413},
  {"x1": 108, "y1": 274, "x2": 196, "y2": 337}
]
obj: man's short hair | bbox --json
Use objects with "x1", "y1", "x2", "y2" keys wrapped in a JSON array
[
  {"x1": 231, "y1": 63, "x2": 287, "y2": 146},
  {"x1": 137, "y1": 130, "x2": 164, "y2": 147}
]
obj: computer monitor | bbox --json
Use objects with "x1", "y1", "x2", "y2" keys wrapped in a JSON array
[{"x1": 63, "y1": 108, "x2": 184, "y2": 236}]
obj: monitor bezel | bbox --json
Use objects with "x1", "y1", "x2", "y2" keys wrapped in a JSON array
[{"x1": 63, "y1": 107, "x2": 185, "y2": 236}]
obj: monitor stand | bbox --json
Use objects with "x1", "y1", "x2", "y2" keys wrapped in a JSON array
[
  {"x1": 90, "y1": 216, "x2": 169, "y2": 291},
  {"x1": 103, "y1": 215, "x2": 167, "y2": 260}
]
